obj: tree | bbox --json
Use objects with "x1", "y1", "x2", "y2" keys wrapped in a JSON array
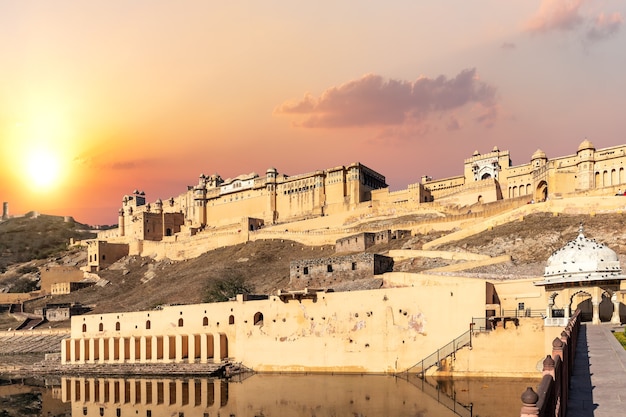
[{"x1": 203, "y1": 271, "x2": 253, "y2": 303}]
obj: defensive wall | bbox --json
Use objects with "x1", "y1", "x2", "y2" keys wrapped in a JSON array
[
  {"x1": 62, "y1": 273, "x2": 488, "y2": 374},
  {"x1": 0, "y1": 291, "x2": 43, "y2": 305},
  {"x1": 60, "y1": 266, "x2": 595, "y2": 377},
  {"x1": 437, "y1": 316, "x2": 563, "y2": 377},
  {"x1": 40, "y1": 266, "x2": 84, "y2": 293},
  {"x1": 288, "y1": 253, "x2": 393, "y2": 288}
]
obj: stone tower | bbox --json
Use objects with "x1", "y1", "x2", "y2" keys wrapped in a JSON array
[
  {"x1": 2, "y1": 202, "x2": 7, "y2": 220},
  {"x1": 576, "y1": 139, "x2": 596, "y2": 190},
  {"x1": 266, "y1": 167, "x2": 278, "y2": 224}
]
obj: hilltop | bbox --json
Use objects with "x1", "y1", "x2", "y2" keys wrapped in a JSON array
[{"x1": 0, "y1": 213, "x2": 95, "y2": 271}]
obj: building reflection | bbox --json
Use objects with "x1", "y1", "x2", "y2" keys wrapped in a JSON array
[
  {"x1": 61, "y1": 374, "x2": 471, "y2": 417},
  {"x1": 63, "y1": 377, "x2": 227, "y2": 416}
]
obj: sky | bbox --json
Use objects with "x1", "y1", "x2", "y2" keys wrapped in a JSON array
[{"x1": 1, "y1": 1, "x2": 626, "y2": 225}]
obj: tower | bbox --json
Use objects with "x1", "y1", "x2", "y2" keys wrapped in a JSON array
[
  {"x1": 2, "y1": 202, "x2": 8, "y2": 220},
  {"x1": 266, "y1": 167, "x2": 278, "y2": 224},
  {"x1": 576, "y1": 139, "x2": 596, "y2": 190}
]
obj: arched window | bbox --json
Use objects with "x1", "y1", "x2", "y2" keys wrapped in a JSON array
[
  {"x1": 178, "y1": 318, "x2": 184, "y2": 327},
  {"x1": 229, "y1": 315, "x2": 235, "y2": 325},
  {"x1": 115, "y1": 322, "x2": 120, "y2": 331},
  {"x1": 203, "y1": 317, "x2": 208, "y2": 326},
  {"x1": 146, "y1": 320, "x2": 151, "y2": 329},
  {"x1": 82, "y1": 324, "x2": 87, "y2": 333},
  {"x1": 99, "y1": 323, "x2": 103, "y2": 332},
  {"x1": 253, "y1": 312, "x2": 263, "y2": 325}
]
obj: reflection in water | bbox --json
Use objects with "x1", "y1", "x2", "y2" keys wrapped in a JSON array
[{"x1": 0, "y1": 374, "x2": 535, "y2": 417}]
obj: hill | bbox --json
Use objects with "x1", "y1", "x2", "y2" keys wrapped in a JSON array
[
  {"x1": 4, "y1": 205, "x2": 626, "y2": 327},
  {"x1": 0, "y1": 213, "x2": 96, "y2": 273}
]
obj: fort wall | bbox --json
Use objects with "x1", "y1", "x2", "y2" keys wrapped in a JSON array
[
  {"x1": 289, "y1": 253, "x2": 393, "y2": 288},
  {"x1": 448, "y1": 317, "x2": 562, "y2": 377},
  {"x1": 62, "y1": 275, "x2": 487, "y2": 374},
  {"x1": 40, "y1": 266, "x2": 84, "y2": 294}
]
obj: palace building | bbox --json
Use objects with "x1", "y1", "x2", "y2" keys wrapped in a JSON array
[{"x1": 86, "y1": 140, "x2": 626, "y2": 269}]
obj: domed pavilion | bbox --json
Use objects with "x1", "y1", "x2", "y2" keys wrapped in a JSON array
[{"x1": 534, "y1": 225, "x2": 625, "y2": 325}]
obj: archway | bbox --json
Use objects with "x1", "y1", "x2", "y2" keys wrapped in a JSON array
[
  {"x1": 548, "y1": 292, "x2": 565, "y2": 318},
  {"x1": 571, "y1": 288, "x2": 619, "y2": 324},
  {"x1": 599, "y1": 291, "x2": 614, "y2": 322},
  {"x1": 535, "y1": 181, "x2": 548, "y2": 202},
  {"x1": 571, "y1": 290, "x2": 592, "y2": 322}
]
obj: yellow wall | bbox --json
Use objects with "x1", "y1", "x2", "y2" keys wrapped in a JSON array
[{"x1": 64, "y1": 274, "x2": 486, "y2": 374}]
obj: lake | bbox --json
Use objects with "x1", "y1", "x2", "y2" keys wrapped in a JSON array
[{"x1": 0, "y1": 373, "x2": 535, "y2": 416}]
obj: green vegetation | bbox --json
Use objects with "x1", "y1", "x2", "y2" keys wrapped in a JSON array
[
  {"x1": 0, "y1": 214, "x2": 96, "y2": 272},
  {"x1": 8, "y1": 278, "x2": 39, "y2": 293},
  {"x1": 614, "y1": 330, "x2": 626, "y2": 349},
  {"x1": 203, "y1": 271, "x2": 254, "y2": 303}
]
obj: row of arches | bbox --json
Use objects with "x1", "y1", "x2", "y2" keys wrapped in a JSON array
[
  {"x1": 508, "y1": 183, "x2": 533, "y2": 198},
  {"x1": 507, "y1": 181, "x2": 548, "y2": 201},
  {"x1": 64, "y1": 333, "x2": 229, "y2": 364},
  {"x1": 547, "y1": 287, "x2": 623, "y2": 325},
  {"x1": 595, "y1": 167, "x2": 626, "y2": 188},
  {"x1": 63, "y1": 377, "x2": 229, "y2": 412}
]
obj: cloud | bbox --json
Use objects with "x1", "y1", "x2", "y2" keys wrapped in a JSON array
[
  {"x1": 501, "y1": 42, "x2": 516, "y2": 50},
  {"x1": 274, "y1": 69, "x2": 497, "y2": 129},
  {"x1": 586, "y1": 12, "x2": 623, "y2": 42},
  {"x1": 524, "y1": 0, "x2": 622, "y2": 42},
  {"x1": 524, "y1": 0, "x2": 585, "y2": 34}
]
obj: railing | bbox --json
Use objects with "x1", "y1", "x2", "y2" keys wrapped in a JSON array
[
  {"x1": 543, "y1": 317, "x2": 569, "y2": 327},
  {"x1": 501, "y1": 309, "x2": 545, "y2": 318},
  {"x1": 402, "y1": 329, "x2": 472, "y2": 376},
  {"x1": 400, "y1": 374, "x2": 473, "y2": 417},
  {"x1": 520, "y1": 309, "x2": 581, "y2": 417}
]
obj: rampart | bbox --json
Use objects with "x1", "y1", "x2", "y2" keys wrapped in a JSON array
[{"x1": 289, "y1": 253, "x2": 393, "y2": 288}]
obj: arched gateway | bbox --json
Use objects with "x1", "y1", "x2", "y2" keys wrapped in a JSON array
[{"x1": 535, "y1": 225, "x2": 625, "y2": 325}]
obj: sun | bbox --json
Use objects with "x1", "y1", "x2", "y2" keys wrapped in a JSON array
[{"x1": 25, "y1": 149, "x2": 62, "y2": 189}]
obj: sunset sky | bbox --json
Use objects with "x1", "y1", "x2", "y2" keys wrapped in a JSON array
[{"x1": 1, "y1": 1, "x2": 625, "y2": 225}]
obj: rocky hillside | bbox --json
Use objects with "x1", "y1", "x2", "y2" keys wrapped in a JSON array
[
  {"x1": 432, "y1": 212, "x2": 626, "y2": 279},
  {"x1": 4, "y1": 208, "x2": 626, "y2": 325}
]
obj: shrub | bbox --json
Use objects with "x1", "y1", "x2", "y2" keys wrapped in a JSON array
[
  {"x1": 204, "y1": 272, "x2": 253, "y2": 303},
  {"x1": 8, "y1": 278, "x2": 39, "y2": 293}
]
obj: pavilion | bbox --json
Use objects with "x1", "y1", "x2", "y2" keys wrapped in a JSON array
[{"x1": 534, "y1": 225, "x2": 625, "y2": 326}]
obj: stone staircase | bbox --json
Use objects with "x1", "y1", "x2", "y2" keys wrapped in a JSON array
[
  {"x1": 0, "y1": 333, "x2": 65, "y2": 354},
  {"x1": 29, "y1": 355, "x2": 231, "y2": 377}
]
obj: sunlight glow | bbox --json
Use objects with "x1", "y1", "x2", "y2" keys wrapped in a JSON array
[{"x1": 25, "y1": 149, "x2": 62, "y2": 189}]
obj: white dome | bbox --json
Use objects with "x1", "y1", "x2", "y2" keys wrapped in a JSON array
[{"x1": 540, "y1": 225, "x2": 624, "y2": 285}]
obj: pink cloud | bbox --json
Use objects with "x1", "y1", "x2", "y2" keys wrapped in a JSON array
[
  {"x1": 274, "y1": 69, "x2": 497, "y2": 129},
  {"x1": 524, "y1": 0, "x2": 622, "y2": 42},
  {"x1": 586, "y1": 12, "x2": 623, "y2": 41},
  {"x1": 524, "y1": 0, "x2": 585, "y2": 33}
]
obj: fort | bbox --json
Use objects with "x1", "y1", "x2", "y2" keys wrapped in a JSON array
[
  {"x1": 2, "y1": 139, "x2": 626, "y2": 409},
  {"x1": 86, "y1": 139, "x2": 626, "y2": 268},
  {"x1": 53, "y1": 140, "x2": 626, "y2": 379}
]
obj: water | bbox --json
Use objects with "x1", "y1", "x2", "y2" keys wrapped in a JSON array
[{"x1": 0, "y1": 373, "x2": 534, "y2": 416}]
